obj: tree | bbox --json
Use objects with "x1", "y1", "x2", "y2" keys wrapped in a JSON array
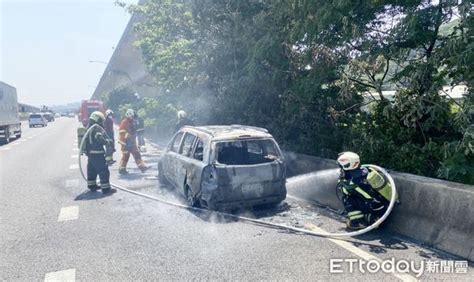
[{"x1": 119, "y1": 0, "x2": 473, "y2": 184}]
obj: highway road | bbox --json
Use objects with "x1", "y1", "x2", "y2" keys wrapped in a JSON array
[{"x1": 0, "y1": 118, "x2": 472, "y2": 281}]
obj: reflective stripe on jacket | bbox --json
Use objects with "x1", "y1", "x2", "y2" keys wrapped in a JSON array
[
  {"x1": 85, "y1": 125, "x2": 107, "y2": 155},
  {"x1": 338, "y1": 179, "x2": 373, "y2": 200}
]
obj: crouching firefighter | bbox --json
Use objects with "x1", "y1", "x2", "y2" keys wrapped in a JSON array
[
  {"x1": 84, "y1": 111, "x2": 116, "y2": 194},
  {"x1": 336, "y1": 152, "x2": 397, "y2": 230}
]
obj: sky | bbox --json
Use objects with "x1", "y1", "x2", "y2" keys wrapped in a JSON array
[{"x1": 0, "y1": 0, "x2": 135, "y2": 107}]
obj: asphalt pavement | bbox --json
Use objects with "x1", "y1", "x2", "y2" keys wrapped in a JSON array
[{"x1": 0, "y1": 118, "x2": 472, "y2": 281}]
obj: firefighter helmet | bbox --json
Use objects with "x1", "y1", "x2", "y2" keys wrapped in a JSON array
[
  {"x1": 89, "y1": 111, "x2": 105, "y2": 124},
  {"x1": 125, "y1": 109, "x2": 135, "y2": 118},
  {"x1": 337, "y1": 151, "x2": 360, "y2": 171},
  {"x1": 105, "y1": 109, "x2": 114, "y2": 117},
  {"x1": 177, "y1": 110, "x2": 187, "y2": 119}
]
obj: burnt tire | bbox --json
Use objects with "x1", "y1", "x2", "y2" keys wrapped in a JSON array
[
  {"x1": 185, "y1": 185, "x2": 199, "y2": 208},
  {"x1": 158, "y1": 162, "x2": 169, "y2": 185},
  {"x1": 0, "y1": 128, "x2": 10, "y2": 145},
  {"x1": 258, "y1": 201, "x2": 283, "y2": 210}
]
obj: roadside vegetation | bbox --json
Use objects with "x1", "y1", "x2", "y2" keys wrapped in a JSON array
[{"x1": 110, "y1": 0, "x2": 473, "y2": 185}]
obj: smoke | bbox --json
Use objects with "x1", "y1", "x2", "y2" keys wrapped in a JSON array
[
  {"x1": 177, "y1": 87, "x2": 216, "y2": 125},
  {"x1": 287, "y1": 168, "x2": 340, "y2": 186}
]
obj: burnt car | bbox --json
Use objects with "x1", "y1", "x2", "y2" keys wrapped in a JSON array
[{"x1": 158, "y1": 125, "x2": 287, "y2": 210}]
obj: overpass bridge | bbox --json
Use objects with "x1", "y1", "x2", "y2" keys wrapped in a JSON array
[{"x1": 91, "y1": 0, "x2": 157, "y2": 100}]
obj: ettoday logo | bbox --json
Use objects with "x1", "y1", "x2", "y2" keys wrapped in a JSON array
[{"x1": 329, "y1": 258, "x2": 469, "y2": 278}]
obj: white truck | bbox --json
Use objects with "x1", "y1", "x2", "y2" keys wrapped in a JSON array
[{"x1": 0, "y1": 81, "x2": 22, "y2": 144}]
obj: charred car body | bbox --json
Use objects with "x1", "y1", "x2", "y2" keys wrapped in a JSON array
[{"x1": 158, "y1": 125, "x2": 287, "y2": 210}]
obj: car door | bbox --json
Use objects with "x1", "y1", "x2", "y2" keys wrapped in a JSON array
[
  {"x1": 175, "y1": 133, "x2": 197, "y2": 193},
  {"x1": 212, "y1": 138, "x2": 286, "y2": 201},
  {"x1": 165, "y1": 131, "x2": 184, "y2": 187},
  {"x1": 186, "y1": 138, "x2": 208, "y2": 198}
]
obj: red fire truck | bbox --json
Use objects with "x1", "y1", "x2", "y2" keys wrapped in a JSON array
[{"x1": 79, "y1": 100, "x2": 105, "y2": 127}]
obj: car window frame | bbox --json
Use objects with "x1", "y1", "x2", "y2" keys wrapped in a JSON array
[
  {"x1": 170, "y1": 131, "x2": 185, "y2": 153},
  {"x1": 179, "y1": 132, "x2": 197, "y2": 157},
  {"x1": 212, "y1": 138, "x2": 283, "y2": 165},
  {"x1": 190, "y1": 137, "x2": 205, "y2": 162}
]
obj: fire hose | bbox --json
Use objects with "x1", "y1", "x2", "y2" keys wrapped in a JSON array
[{"x1": 79, "y1": 124, "x2": 398, "y2": 238}]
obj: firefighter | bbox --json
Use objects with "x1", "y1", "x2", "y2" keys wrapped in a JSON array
[
  {"x1": 104, "y1": 109, "x2": 115, "y2": 152},
  {"x1": 175, "y1": 110, "x2": 194, "y2": 132},
  {"x1": 135, "y1": 110, "x2": 146, "y2": 153},
  {"x1": 336, "y1": 152, "x2": 392, "y2": 230},
  {"x1": 118, "y1": 109, "x2": 150, "y2": 174},
  {"x1": 85, "y1": 111, "x2": 116, "y2": 194}
]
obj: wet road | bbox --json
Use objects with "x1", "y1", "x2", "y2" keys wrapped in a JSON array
[{"x1": 0, "y1": 118, "x2": 472, "y2": 281}]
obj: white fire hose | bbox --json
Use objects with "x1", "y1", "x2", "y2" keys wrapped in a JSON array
[{"x1": 79, "y1": 124, "x2": 398, "y2": 238}]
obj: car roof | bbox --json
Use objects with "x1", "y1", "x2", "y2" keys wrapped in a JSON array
[{"x1": 182, "y1": 125, "x2": 273, "y2": 141}]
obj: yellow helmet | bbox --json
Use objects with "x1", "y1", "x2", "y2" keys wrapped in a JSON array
[{"x1": 89, "y1": 111, "x2": 105, "y2": 124}]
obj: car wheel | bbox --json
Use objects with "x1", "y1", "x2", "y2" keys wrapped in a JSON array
[
  {"x1": 0, "y1": 128, "x2": 10, "y2": 145},
  {"x1": 185, "y1": 185, "x2": 199, "y2": 208},
  {"x1": 259, "y1": 201, "x2": 282, "y2": 210}
]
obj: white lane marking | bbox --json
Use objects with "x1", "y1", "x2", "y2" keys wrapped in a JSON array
[
  {"x1": 69, "y1": 164, "x2": 79, "y2": 170},
  {"x1": 71, "y1": 155, "x2": 78, "y2": 158},
  {"x1": 27, "y1": 137, "x2": 33, "y2": 139},
  {"x1": 72, "y1": 148, "x2": 79, "y2": 152},
  {"x1": 306, "y1": 223, "x2": 418, "y2": 281},
  {"x1": 65, "y1": 179, "x2": 79, "y2": 188},
  {"x1": 1, "y1": 147, "x2": 11, "y2": 151},
  {"x1": 44, "y1": 268, "x2": 76, "y2": 281},
  {"x1": 57, "y1": 206, "x2": 79, "y2": 222}
]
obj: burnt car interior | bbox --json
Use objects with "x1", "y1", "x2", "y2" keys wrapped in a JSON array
[
  {"x1": 193, "y1": 140, "x2": 204, "y2": 161},
  {"x1": 217, "y1": 140, "x2": 279, "y2": 165}
]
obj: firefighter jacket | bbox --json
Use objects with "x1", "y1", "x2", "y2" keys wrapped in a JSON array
[
  {"x1": 104, "y1": 116, "x2": 114, "y2": 139},
  {"x1": 85, "y1": 125, "x2": 109, "y2": 156},
  {"x1": 118, "y1": 117, "x2": 137, "y2": 147},
  {"x1": 136, "y1": 117, "x2": 145, "y2": 134},
  {"x1": 338, "y1": 167, "x2": 386, "y2": 202},
  {"x1": 175, "y1": 117, "x2": 194, "y2": 132}
]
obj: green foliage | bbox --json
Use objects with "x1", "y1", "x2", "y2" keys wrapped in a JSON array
[
  {"x1": 140, "y1": 96, "x2": 178, "y2": 137},
  {"x1": 104, "y1": 86, "x2": 138, "y2": 118},
  {"x1": 128, "y1": 0, "x2": 205, "y2": 90},
  {"x1": 117, "y1": 0, "x2": 473, "y2": 184}
]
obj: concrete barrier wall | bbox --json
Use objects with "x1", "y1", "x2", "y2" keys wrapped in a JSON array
[{"x1": 283, "y1": 152, "x2": 474, "y2": 261}]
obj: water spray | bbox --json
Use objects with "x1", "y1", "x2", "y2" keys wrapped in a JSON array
[{"x1": 79, "y1": 124, "x2": 398, "y2": 238}]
